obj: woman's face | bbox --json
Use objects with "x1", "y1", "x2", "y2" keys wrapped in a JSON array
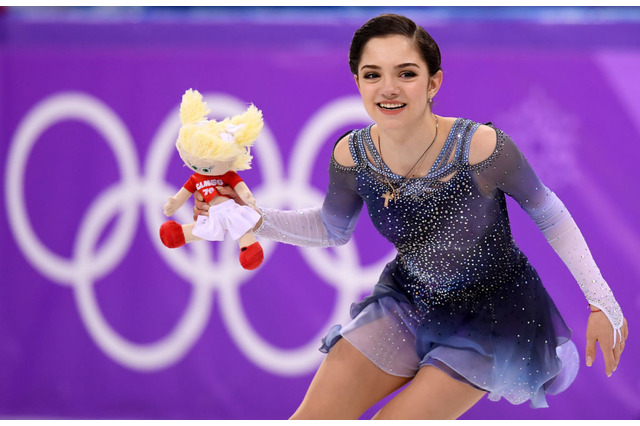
[{"x1": 355, "y1": 35, "x2": 436, "y2": 130}]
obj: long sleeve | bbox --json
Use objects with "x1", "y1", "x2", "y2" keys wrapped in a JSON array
[
  {"x1": 473, "y1": 128, "x2": 624, "y2": 345},
  {"x1": 527, "y1": 189, "x2": 624, "y2": 337},
  {"x1": 255, "y1": 154, "x2": 364, "y2": 248}
]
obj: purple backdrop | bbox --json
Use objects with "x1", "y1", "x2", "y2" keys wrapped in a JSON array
[{"x1": 1, "y1": 9, "x2": 639, "y2": 420}]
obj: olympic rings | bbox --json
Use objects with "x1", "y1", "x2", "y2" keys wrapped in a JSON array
[{"x1": 5, "y1": 91, "x2": 396, "y2": 374}]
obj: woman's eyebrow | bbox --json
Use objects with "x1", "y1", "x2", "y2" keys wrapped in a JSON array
[
  {"x1": 360, "y1": 62, "x2": 421, "y2": 71},
  {"x1": 395, "y1": 62, "x2": 420, "y2": 69}
]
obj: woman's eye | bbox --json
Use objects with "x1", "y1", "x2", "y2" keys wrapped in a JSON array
[
  {"x1": 191, "y1": 165, "x2": 199, "y2": 171},
  {"x1": 363, "y1": 72, "x2": 379, "y2": 79},
  {"x1": 201, "y1": 168, "x2": 211, "y2": 173},
  {"x1": 400, "y1": 71, "x2": 417, "y2": 78}
]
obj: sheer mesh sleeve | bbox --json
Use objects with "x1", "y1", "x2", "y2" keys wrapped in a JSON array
[
  {"x1": 473, "y1": 128, "x2": 624, "y2": 345},
  {"x1": 255, "y1": 154, "x2": 363, "y2": 248}
]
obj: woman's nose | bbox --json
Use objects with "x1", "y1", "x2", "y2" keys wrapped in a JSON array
[{"x1": 380, "y1": 77, "x2": 399, "y2": 98}]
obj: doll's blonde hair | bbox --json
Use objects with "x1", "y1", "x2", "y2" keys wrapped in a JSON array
[{"x1": 176, "y1": 89, "x2": 263, "y2": 171}]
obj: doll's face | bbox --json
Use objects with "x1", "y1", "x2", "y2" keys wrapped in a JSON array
[
  {"x1": 177, "y1": 143, "x2": 234, "y2": 176},
  {"x1": 185, "y1": 158, "x2": 234, "y2": 176}
]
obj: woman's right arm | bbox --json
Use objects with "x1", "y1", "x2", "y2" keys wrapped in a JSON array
[
  {"x1": 194, "y1": 134, "x2": 364, "y2": 247},
  {"x1": 255, "y1": 134, "x2": 363, "y2": 247}
]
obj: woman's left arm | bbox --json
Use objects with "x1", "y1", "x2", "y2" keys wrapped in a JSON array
[
  {"x1": 529, "y1": 190, "x2": 628, "y2": 375},
  {"x1": 472, "y1": 126, "x2": 628, "y2": 376}
]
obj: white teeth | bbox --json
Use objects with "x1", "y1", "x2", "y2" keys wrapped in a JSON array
[{"x1": 379, "y1": 103, "x2": 406, "y2": 110}]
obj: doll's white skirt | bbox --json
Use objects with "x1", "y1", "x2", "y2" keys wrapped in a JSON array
[{"x1": 192, "y1": 198, "x2": 260, "y2": 241}]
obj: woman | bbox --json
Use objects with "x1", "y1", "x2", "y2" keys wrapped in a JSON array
[{"x1": 195, "y1": 14, "x2": 628, "y2": 420}]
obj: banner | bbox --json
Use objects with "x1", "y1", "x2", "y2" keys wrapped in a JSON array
[{"x1": 1, "y1": 10, "x2": 638, "y2": 420}]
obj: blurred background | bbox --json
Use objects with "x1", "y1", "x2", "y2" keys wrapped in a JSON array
[{"x1": 1, "y1": 5, "x2": 639, "y2": 420}]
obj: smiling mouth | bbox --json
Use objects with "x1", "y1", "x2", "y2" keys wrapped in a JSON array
[{"x1": 378, "y1": 102, "x2": 406, "y2": 110}]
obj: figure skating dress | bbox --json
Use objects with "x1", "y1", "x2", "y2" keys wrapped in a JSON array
[{"x1": 256, "y1": 118, "x2": 623, "y2": 408}]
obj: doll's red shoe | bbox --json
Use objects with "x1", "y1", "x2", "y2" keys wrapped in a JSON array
[
  {"x1": 239, "y1": 242, "x2": 263, "y2": 270},
  {"x1": 160, "y1": 220, "x2": 186, "y2": 248}
]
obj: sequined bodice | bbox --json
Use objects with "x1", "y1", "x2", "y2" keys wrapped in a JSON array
[
  {"x1": 257, "y1": 116, "x2": 623, "y2": 331},
  {"x1": 347, "y1": 119, "x2": 526, "y2": 310}
]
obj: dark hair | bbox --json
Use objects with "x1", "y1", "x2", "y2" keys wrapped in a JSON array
[{"x1": 349, "y1": 14, "x2": 442, "y2": 77}]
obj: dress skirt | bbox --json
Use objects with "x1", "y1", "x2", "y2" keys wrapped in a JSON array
[{"x1": 320, "y1": 259, "x2": 580, "y2": 409}]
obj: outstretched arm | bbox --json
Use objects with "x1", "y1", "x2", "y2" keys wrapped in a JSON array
[
  {"x1": 254, "y1": 135, "x2": 363, "y2": 247},
  {"x1": 194, "y1": 134, "x2": 364, "y2": 247}
]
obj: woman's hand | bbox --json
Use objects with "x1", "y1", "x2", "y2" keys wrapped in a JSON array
[
  {"x1": 192, "y1": 186, "x2": 248, "y2": 221},
  {"x1": 192, "y1": 191, "x2": 209, "y2": 221},
  {"x1": 585, "y1": 308, "x2": 628, "y2": 377}
]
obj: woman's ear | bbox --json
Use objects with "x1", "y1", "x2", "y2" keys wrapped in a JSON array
[
  {"x1": 428, "y1": 69, "x2": 443, "y2": 100},
  {"x1": 354, "y1": 74, "x2": 360, "y2": 90}
]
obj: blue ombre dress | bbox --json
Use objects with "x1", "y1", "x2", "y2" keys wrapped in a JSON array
[{"x1": 257, "y1": 117, "x2": 620, "y2": 408}]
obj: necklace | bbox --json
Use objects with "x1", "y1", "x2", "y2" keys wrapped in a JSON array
[{"x1": 376, "y1": 115, "x2": 439, "y2": 208}]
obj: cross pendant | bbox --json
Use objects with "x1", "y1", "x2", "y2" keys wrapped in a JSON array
[{"x1": 381, "y1": 191, "x2": 394, "y2": 208}]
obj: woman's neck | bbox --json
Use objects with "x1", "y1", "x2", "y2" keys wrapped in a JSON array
[
  {"x1": 374, "y1": 114, "x2": 440, "y2": 169},
  {"x1": 379, "y1": 113, "x2": 436, "y2": 143}
]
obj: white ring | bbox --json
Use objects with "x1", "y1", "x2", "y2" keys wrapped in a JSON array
[
  {"x1": 6, "y1": 90, "x2": 399, "y2": 375},
  {"x1": 5, "y1": 92, "x2": 138, "y2": 285}
]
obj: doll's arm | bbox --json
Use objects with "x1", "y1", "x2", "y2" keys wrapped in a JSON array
[
  {"x1": 164, "y1": 188, "x2": 193, "y2": 217},
  {"x1": 232, "y1": 181, "x2": 257, "y2": 209}
]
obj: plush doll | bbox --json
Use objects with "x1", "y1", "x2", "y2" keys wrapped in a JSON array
[{"x1": 159, "y1": 89, "x2": 264, "y2": 270}]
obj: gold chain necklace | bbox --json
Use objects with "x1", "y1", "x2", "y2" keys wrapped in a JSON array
[{"x1": 376, "y1": 115, "x2": 439, "y2": 208}]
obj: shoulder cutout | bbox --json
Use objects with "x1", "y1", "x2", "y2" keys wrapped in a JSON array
[
  {"x1": 468, "y1": 124, "x2": 498, "y2": 166},
  {"x1": 332, "y1": 134, "x2": 356, "y2": 168}
]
